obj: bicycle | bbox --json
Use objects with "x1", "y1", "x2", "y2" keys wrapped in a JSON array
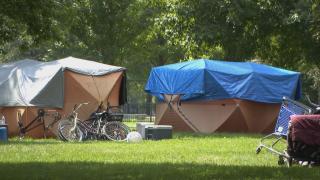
[
  {"x1": 58, "y1": 102, "x2": 130, "y2": 142},
  {"x1": 17, "y1": 109, "x2": 61, "y2": 139},
  {"x1": 57, "y1": 103, "x2": 87, "y2": 142}
]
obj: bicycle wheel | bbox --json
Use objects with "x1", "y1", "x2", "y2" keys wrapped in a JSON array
[
  {"x1": 58, "y1": 119, "x2": 83, "y2": 142},
  {"x1": 103, "y1": 121, "x2": 130, "y2": 141}
]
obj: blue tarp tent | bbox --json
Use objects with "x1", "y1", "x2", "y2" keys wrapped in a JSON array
[{"x1": 145, "y1": 59, "x2": 301, "y2": 103}]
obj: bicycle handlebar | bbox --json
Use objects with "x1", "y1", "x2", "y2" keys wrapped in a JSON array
[
  {"x1": 73, "y1": 102, "x2": 89, "y2": 112},
  {"x1": 305, "y1": 95, "x2": 320, "y2": 108}
]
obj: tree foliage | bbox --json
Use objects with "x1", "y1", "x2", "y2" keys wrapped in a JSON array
[{"x1": 1, "y1": 0, "x2": 320, "y2": 99}]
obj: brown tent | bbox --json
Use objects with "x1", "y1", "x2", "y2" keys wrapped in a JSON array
[
  {"x1": 0, "y1": 57, "x2": 126, "y2": 137},
  {"x1": 145, "y1": 59, "x2": 301, "y2": 134},
  {"x1": 156, "y1": 95, "x2": 280, "y2": 133}
]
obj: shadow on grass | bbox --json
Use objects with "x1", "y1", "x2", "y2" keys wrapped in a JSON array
[
  {"x1": 1, "y1": 138, "x2": 67, "y2": 146},
  {"x1": 0, "y1": 141, "x2": 61, "y2": 146},
  {"x1": 0, "y1": 162, "x2": 319, "y2": 179}
]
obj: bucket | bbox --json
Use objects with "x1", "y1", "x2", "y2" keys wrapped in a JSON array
[{"x1": 0, "y1": 125, "x2": 8, "y2": 142}]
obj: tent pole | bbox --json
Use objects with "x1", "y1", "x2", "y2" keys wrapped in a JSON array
[
  {"x1": 176, "y1": 96, "x2": 200, "y2": 132},
  {"x1": 162, "y1": 94, "x2": 200, "y2": 132}
]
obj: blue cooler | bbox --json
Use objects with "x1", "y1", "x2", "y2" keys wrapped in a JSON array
[{"x1": 0, "y1": 125, "x2": 8, "y2": 142}]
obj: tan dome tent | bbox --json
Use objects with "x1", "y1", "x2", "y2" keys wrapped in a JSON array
[
  {"x1": 0, "y1": 57, "x2": 126, "y2": 137},
  {"x1": 145, "y1": 59, "x2": 302, "y2": 133}
]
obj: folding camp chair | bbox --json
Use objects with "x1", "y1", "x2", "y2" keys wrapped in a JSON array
[{"x1": 256, "y1": 97, "x2": 312, "y2": 162}]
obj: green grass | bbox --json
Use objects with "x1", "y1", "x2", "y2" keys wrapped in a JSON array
[
  {"x1": 123, "y1": 121, "x2": 139, "y2": 130},
  {"x1": 0, "y1": 133, "x2": 319, "y2": 179}
]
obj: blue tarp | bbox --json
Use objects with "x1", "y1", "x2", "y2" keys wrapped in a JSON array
[{"x1": 145, "y1": 59, "x2": 301, "y2": 103}]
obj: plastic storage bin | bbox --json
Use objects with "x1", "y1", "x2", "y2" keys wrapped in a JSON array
[
  {"x1": 136, "y1": 122, "x2": 154, "y2": 139},
  {"x1": 0, "y1": 125, "x2": 8, "y2": 142},
  {"x1": 145, "y1": 125, "x2": 172, "y2": 140}
]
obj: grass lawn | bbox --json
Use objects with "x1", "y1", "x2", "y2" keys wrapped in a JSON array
[
  {"x1": 0, "y1": 133, "x2": 320, "y2": 179},
  {"x1": 124, "y1": 121, "x2": 138, "y2": 131}
]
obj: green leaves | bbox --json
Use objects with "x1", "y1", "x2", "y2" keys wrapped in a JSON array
[{"x1": 1, "y1": 0, "x2": 320, "y2": 98}]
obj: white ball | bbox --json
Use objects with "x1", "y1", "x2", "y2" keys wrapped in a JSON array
[{"x1": 126, "y1": 131, "x2": 143, "y2": 143}]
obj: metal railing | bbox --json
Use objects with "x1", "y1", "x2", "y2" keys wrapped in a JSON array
[{"x1": 121, "y1": 103, "x2": 155, "y2": 122}]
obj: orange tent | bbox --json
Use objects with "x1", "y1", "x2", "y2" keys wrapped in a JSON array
[
  {"x1": 156, "y1": 95, "x2": 280, "y2": 133},
  {"x1": 0, "y1": 57, "x2": 126, "y2": 137}
]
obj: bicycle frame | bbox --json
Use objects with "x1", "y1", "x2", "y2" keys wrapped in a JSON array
[
  {"x1": 18, "y1": 109, "x2": 61, "y2": 138},
  {"x1": 77, "y1": 116, "x2": 105, "y2": 139},
  {"x1": 65, "y1": 102, "x2": 93, "y2": 139},
  {"x1": 70, "y1": 108, "x2": 115, "y2": 139}
]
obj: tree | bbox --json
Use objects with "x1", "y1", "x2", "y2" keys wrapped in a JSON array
[
  {"x1": 1, "y1": 0, "x2": 320, "y2": 101},
  {"x1": 0, "y1": 0, "x2": 66, "y2": 62}
]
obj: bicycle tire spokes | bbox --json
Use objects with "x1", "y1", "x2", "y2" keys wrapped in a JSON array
[
  {"x1": 103, "y1": 121, "x2": 130, "y2": 141},
  {"x1": 58, "y1": 119, "x2": 83, "y2": 142}
]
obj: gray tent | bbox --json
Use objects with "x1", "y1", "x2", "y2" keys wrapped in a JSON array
[
  {"x1": 0, "y1": 56, "x2": 127, "y2": 137},
  {"x1": 0, "y1": 56, "x2": 125, "y2": 108}
]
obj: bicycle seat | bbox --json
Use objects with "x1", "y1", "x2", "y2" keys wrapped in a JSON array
[
  {"x1": 37, "y1": 109, "x2": 45, "y2": 116},
  {"x1": 315, "y1": 107, "x2": 320, "y2": 114}
]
